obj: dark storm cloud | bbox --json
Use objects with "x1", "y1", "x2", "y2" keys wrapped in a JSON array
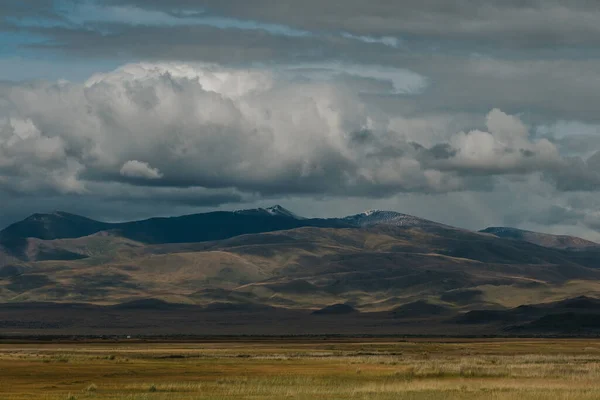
[
  {"x1": 18, "y1": 21, "x2": 600, "y2": 124},
  {"x1": 399, "y1": 57, "x2": 600, "y2": 124},
  {"x1": 544, "y1": 152, "x2": 600, "y2": 191},
  {"x1": 527, "y1": 205, "x2": 583, "y2": 226},
  {"x1": 0, "y1": 0, "x2": 63, "y2": 20},
  {"x1": 505, "y1": 199, "x2": 600, "y2": 238},
  {"x1": 24, "y1": 21, "x2": 401, "y2": 64},
  {"x1": 101, "y1": 0, "x2": 600, "y2": 48}
]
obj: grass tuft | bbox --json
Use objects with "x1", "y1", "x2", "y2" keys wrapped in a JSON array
[{"x1": 85, "y1": 383, "x2": 98, "y2": 392}]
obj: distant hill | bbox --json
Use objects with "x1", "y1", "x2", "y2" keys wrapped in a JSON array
[
  {"x1": 450, "y1": 296, "x2": 600, "y2": 334},
  {"x1": 480, "y1": 227, "x2": 599, "y2": 249},
  {"x1": 0, "y1": 212, "x2": 110, "y2": 242},
  {"x1": 0, "y1": 212, "x2": 110, "y2": 257}
]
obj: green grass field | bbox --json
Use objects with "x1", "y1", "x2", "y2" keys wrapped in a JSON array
[{"x1": 2, "y1": 338, "x2": 600, "y2": 399}]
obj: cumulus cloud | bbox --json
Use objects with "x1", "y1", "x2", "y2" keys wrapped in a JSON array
[
  {"x1": 0, "y1": 62, "x2": 443, "y2": 196},
  {"x1": 0, "y1": 61, "x2": 593, "y2": 207},
  {"x1": 435, "y1": 109, "x2": 561, "y2": 174},
  {"x1": 120, "y1": 160, "x2": 163, "y2": 180},
  {"x1": 0, "y1": 116, "x2": 85, "y2": 194}
]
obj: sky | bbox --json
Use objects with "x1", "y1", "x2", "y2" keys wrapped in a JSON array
[{"x1": 1, "y1": 1, "x2": 600, "y2": 240}]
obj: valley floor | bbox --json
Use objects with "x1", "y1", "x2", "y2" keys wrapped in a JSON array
[{"x1": 2, "y1": 338, "x2": 600, "y2": 399}]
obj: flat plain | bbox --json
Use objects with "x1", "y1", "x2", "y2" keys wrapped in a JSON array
[{"x1": 2, "y1": 339, "x2": 600, "y2": 399}]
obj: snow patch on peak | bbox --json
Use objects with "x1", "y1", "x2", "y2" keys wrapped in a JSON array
[
  {"x1": 265, "y1": 205, "x2": 304, "y2": 219},
  {"x1": 362, "y1": 209, "x2": 381, "y2": 216},
  {"x1": 234, "y1": 205, "x2": 304, "y2": 219},
  {"x1": 343, "y1": 210, "x2": 443, "y2": 228}
]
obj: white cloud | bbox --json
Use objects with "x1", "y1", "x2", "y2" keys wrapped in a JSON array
[
  {"x1": 1, "y1": 62, "x2": 441, "y2": 196},
  {"x1": 440, "y1": 109, "x2": 561, "y2": 173},
  {"x1": 0, "y1": 62, "x2": 589, "y2": 202},
  {"x1": 0, "y1": 117, "x2": 85, "y2": 194},
  {"x1": 120, "y1": 160, "x2": 163, "y2": 179},
  {"x1": 341, "y1": 33, "x2": 401, "y2": 48}
]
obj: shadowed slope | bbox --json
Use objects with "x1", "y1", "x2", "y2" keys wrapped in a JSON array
[{"x1": 0, "y1": 206, "x2": 350, "y2": 261}]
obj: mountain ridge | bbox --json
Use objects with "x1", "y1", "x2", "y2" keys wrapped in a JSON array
[
  {"x1": 0, "y1": 205, "x2": 348, "y2": 260},
  {"x1": 2, "y1": 206, "x2": 597, "y2": 258},
  {"x1": 1, "y1": 204, "x2": 600, "y2": 335}
]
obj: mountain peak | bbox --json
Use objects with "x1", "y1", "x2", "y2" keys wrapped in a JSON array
[
  {"x1": 361, "y1": 209, "x2": 382, "y2": 216},
  {"x1": 234, "y1": 205, "x2": 304, "y2": 219},
  {"x1": 24, "y1": 211, "x2": 77, "y2": 221},
  {"x1": 264, "y1": 205, "x2": 304, "y2": 219},
  {"x1": 343, "y1": 209, "x2": 453, "y2": 229},
  {"x1": 1, "y1": 211, "x2": 107, "y2": 243}
]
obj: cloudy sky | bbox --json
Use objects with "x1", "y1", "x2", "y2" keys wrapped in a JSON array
[{"x1": 1, "y1": 0, "x2": 600, "y2": 240}]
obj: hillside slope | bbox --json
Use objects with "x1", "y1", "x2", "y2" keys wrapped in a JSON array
[
  {"x1": 480, "y1": 227, "x2": 599, "y2": 250},
  {"x1": 1, "y1": 215, "x2": 599, "y2": 314}
]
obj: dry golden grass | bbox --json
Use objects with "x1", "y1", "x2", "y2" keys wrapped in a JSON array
[{"x1": 1, "y1": 339, "x2": 600, "y2": 399}]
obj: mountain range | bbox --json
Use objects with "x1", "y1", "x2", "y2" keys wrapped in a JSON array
[{"x1": 1, "y1": 205, "x2": 599, "y2": 336}]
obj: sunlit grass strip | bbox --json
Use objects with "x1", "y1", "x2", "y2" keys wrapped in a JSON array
[{"x1": 2, "y1": 339, "x2": 600, "y2": 399}]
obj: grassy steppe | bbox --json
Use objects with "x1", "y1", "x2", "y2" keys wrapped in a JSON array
[{"x1": 2, "y1": 339, "x2": 600, "y2": 399}]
